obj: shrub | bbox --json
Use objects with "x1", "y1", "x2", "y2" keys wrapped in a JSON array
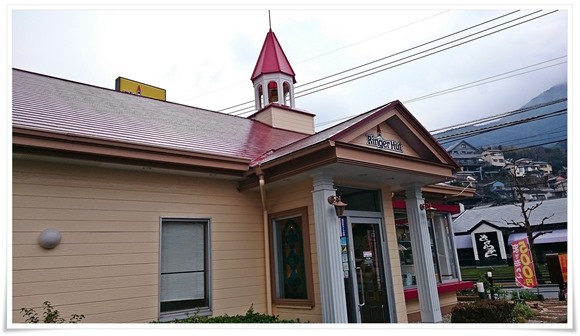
[
  {"x1": 512, "y1": 302, "x2": 536, "y2": 323},
  {"x1": 158, "y1": 305, "x2": 303, "y2": 323},
  {"x1": 456, "y1": 284, "x2": 477, "y2": 296},
  {"x1": 477, "y1": 273, "x2": 508, "y2": 300},
  {"x1": 451, "y1": 300, "x2": 516, "y2": 323},
  {"x1": 20, "y1": 301, "x2": 85, "y2": 323},
  {"x1": 509, "y1": 289, "x2": 541, "y2": 301}
]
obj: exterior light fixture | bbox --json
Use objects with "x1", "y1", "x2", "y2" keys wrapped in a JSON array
[
  {"x1": 38, "y1": 228, "x2": 61, "y2": 249},
  {"x1": 420, "y1": 203, "x2": 437, "y2": 220},
  {"x1": 328, "y1": 196, "x2": 348, "y2": 217}
]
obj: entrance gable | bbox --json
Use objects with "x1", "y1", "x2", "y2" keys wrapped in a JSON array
[
  {"x1": 349, "y1": 121, "x2": 419, "y2": 158},
  {"x1": 331, "y1": 101, "x2": 457, "y2": 167}
]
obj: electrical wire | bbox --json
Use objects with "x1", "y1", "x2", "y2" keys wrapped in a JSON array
[
  {"x1": 293, "y1": 11, "x2": 551, "y2": 99},
  {"x1": 222, "y1": 10, "x2": 558, "y2": 116},
  {"x1": 430, "y1": 98, "x2": 567, "y2": 136},
  {"x1": 436, "y1": 109, "x2": 567, "y2": 144},
  {"x1": 479, "y1": 125, "x2": 566, "y2": 148},
  {"x1": 501, "y1": 138, "x2": 566, "y2": 152},
  {"x1": 316, "y1": 61, "x2": 567, "y2": 129},
  {"x1": 403, "y1": 61, "x2": 566, "y2": 105},
  {"x1": 179, "y1": 10, "x2": 452, "y2": 104},
  {"x1": 219, "y1": 10, "x2": 527, "y2": 115}
]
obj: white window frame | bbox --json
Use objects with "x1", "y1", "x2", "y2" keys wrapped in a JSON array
[
  {"x1": 396, "y1": 211, "x2": 461, "y2": 287},
  {"x1": 430, "y1": 212, "x2": 460, "y2": 283},
  {"x1": 159, "y1": 217, "x2": 211, "y2": 321}
]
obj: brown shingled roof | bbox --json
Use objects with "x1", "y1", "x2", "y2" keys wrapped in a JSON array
[{"x1": 12, "y1": 69, "x2": 307, "y2": 163}]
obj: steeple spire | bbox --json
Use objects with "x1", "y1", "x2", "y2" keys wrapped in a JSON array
[
  {"x1": 251, "y1": 27, "x2": 296, "y2": 110},
  {"x1": 248, "y1": 21, "x2": 315, "y2": 134}
]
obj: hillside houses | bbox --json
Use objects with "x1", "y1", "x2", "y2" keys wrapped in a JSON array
[{"x1": 444, "y1": 140, "x2": 566, "y2": 205}]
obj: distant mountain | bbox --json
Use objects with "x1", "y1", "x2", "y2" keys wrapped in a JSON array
[{"x1": 434, "y1": 83, "x2": 567, "y2": 151}]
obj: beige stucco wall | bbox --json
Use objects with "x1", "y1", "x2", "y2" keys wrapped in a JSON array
[
  {"x1": 12, "y1": 158, "x2": 266, "y2": 323},
  {"x1": 404, "y1": 291, "x2": 458, "y2": 321},
  {"x1": 12, "y1": 157, "x2": 424, "y2": 324},
  {"x1": 253, "y1": 106, "x2": 315, "y2": 134},
  {"x1": 271, "y1": 108, "x2": 315, "y2": 134},
  {"x1": 252, "y1": 109, "x2": 274, "y2": 128}
]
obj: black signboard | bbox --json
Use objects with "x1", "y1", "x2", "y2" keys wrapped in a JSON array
[{"x1": 475, "y1": 231, "x2": 501, "y2": 261}]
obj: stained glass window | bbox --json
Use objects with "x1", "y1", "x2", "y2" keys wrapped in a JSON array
[{"x1": 270, "y1": 207, "x2": 314, "y2": 307}]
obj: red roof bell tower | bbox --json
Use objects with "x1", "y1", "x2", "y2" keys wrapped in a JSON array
[{"x1": 251, "y1": 28, "x2": 296, "y2": 110}]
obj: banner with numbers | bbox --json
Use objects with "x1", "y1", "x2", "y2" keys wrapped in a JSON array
[{"x1": 511, "y1": 237, "x2": 538, "y2": 288}]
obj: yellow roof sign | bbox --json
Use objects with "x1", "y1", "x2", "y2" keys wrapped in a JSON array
[{"x1": 115, "y1": 77, "x2": 166, "y2": 101}]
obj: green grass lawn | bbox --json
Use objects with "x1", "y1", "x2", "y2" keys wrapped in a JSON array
[{"x1": 460, "y1": 264, "x2": 549, "y2": 282}]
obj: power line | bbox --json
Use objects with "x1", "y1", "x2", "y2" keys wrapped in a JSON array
[
  {"x1": 430, "y1": 98, "x2": 567, "y2": 135},
  {"x1": 479, "y1": 125, "x2": 566, "y2": 148},
  {"x1": 223, "y1": 9, "x2": 557, "y2": 116},
  {"x1": 179, "y1": 10, "x2": 452, "y2": 105},
  {"x1": 436, "y1": 110, "x2": 567, "y2": 144},
  {"x1": 316, "y1": 58, "x2": 566, "y2": 128},
  {"x1": 219, "y1": 9, "x2": 527, "y2": 115},
  {"x1": 295, "y1": 10, "x2": 452, "y2": 65},
  {"x1": 506, "y1": 134, "x2": 567, "y2": 149},
  {"x1": 297, "y1": 10, "x2": 522, "y2": 90},
  {"x1": 292, "y1": 10, "x2": 557, "y2": 101},
  {"x1": 436, "y1": 108, "x2": 567, "y2": 144},
  {"x1": 501, "y1": 138, "x2": 567, "y2": 152},
  {"x1": 403, "y1": 60, "x2": 566, "y2": 105}
]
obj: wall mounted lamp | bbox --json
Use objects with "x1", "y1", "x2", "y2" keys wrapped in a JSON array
[
  {"x1": 38, "y1": 228, "x2": 61, "y2": 249},
  {"x1": 328, "y1": 196, "x2": 348, "y2": 217},
  {"x1": 420, "y1": 203, "x2": 437, "y2": 220}
]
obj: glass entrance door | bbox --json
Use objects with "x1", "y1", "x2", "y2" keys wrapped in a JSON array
[{"x1": 344, "y1": 216, "x2": 390, "y2": 323}]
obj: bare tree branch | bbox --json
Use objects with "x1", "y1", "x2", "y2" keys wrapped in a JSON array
[{"x1": 532, "y1": 230, "x2": 553, "y2": 241}]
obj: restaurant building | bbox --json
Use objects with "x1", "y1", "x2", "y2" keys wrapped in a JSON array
[{"x1": 11, "y1": 28, "x2": 473, "y2": 324}]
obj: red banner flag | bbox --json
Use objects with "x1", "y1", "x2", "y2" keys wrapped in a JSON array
[
  {"x1": 511, "y1": 237, "x2": 537, "y2": 288},
  {"x1": 559, "y1": 253, "x2": 568, "y2": 283}
]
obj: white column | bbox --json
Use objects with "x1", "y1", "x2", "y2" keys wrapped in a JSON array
[
  {"x1": 289, "y1": 83, "x2": 295, "y2": 108},
  {"x1": 254, "y1": 84, "x2": 261, "y2": 110},
  {"x1": 311, "y1": 171, "x2": 348, "y2": 323},
  {"x1": 405, "y1": 184, "x2": 442, "y2": 323},
  {"x1": 277, "y1": 80, "x2": 283, "y2": 105}
]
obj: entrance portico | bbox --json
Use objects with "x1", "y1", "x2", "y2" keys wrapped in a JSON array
[
  {"x1": 312, "y1": 169, "x2": 441, "y2": 323},
  {"x1": 242, "y1": 100, "x2": 462, "y2": 323}
]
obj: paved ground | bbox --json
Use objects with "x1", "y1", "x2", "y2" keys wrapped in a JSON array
[
  {"x1": 524, "y1": 299, "x2": 568, "y2": 323},
  {"x1": 440, "y1": 299, "x2": 568, "y2": 323}
]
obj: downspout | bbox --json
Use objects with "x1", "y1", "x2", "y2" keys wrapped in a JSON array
[{"x1": 258, "y1": 170, "x2": 273, "y2": 315}]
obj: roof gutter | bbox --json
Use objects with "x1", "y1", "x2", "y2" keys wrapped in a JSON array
[{"x1": 13, "y1": 127, "x2": 251, "y2": 172}]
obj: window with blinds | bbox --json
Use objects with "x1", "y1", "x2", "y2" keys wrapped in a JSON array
[{"x1": 160, "y1": 218, "x2": 210, "y2": 319}]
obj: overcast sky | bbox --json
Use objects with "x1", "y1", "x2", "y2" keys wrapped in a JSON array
[{"x1": 6, "y1": 3, "x2": 572, "y2": 134}]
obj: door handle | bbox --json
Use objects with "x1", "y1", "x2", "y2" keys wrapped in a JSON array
[{"x1": 356, "y1": 266, "x2": 365, "y2": 307}]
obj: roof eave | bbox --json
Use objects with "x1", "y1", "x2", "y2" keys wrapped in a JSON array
[{"x1": 13, "y1": 127, "x2": 251, "y2": 173}]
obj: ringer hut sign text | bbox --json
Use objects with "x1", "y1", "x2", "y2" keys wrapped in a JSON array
[{"x1": 366, "y1": 125, "x2": 403, "y2": 153}]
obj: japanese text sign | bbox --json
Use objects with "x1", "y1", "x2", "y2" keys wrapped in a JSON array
[{"x1": 511, "y1": 237, "x2": 537, "y2": 288}]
